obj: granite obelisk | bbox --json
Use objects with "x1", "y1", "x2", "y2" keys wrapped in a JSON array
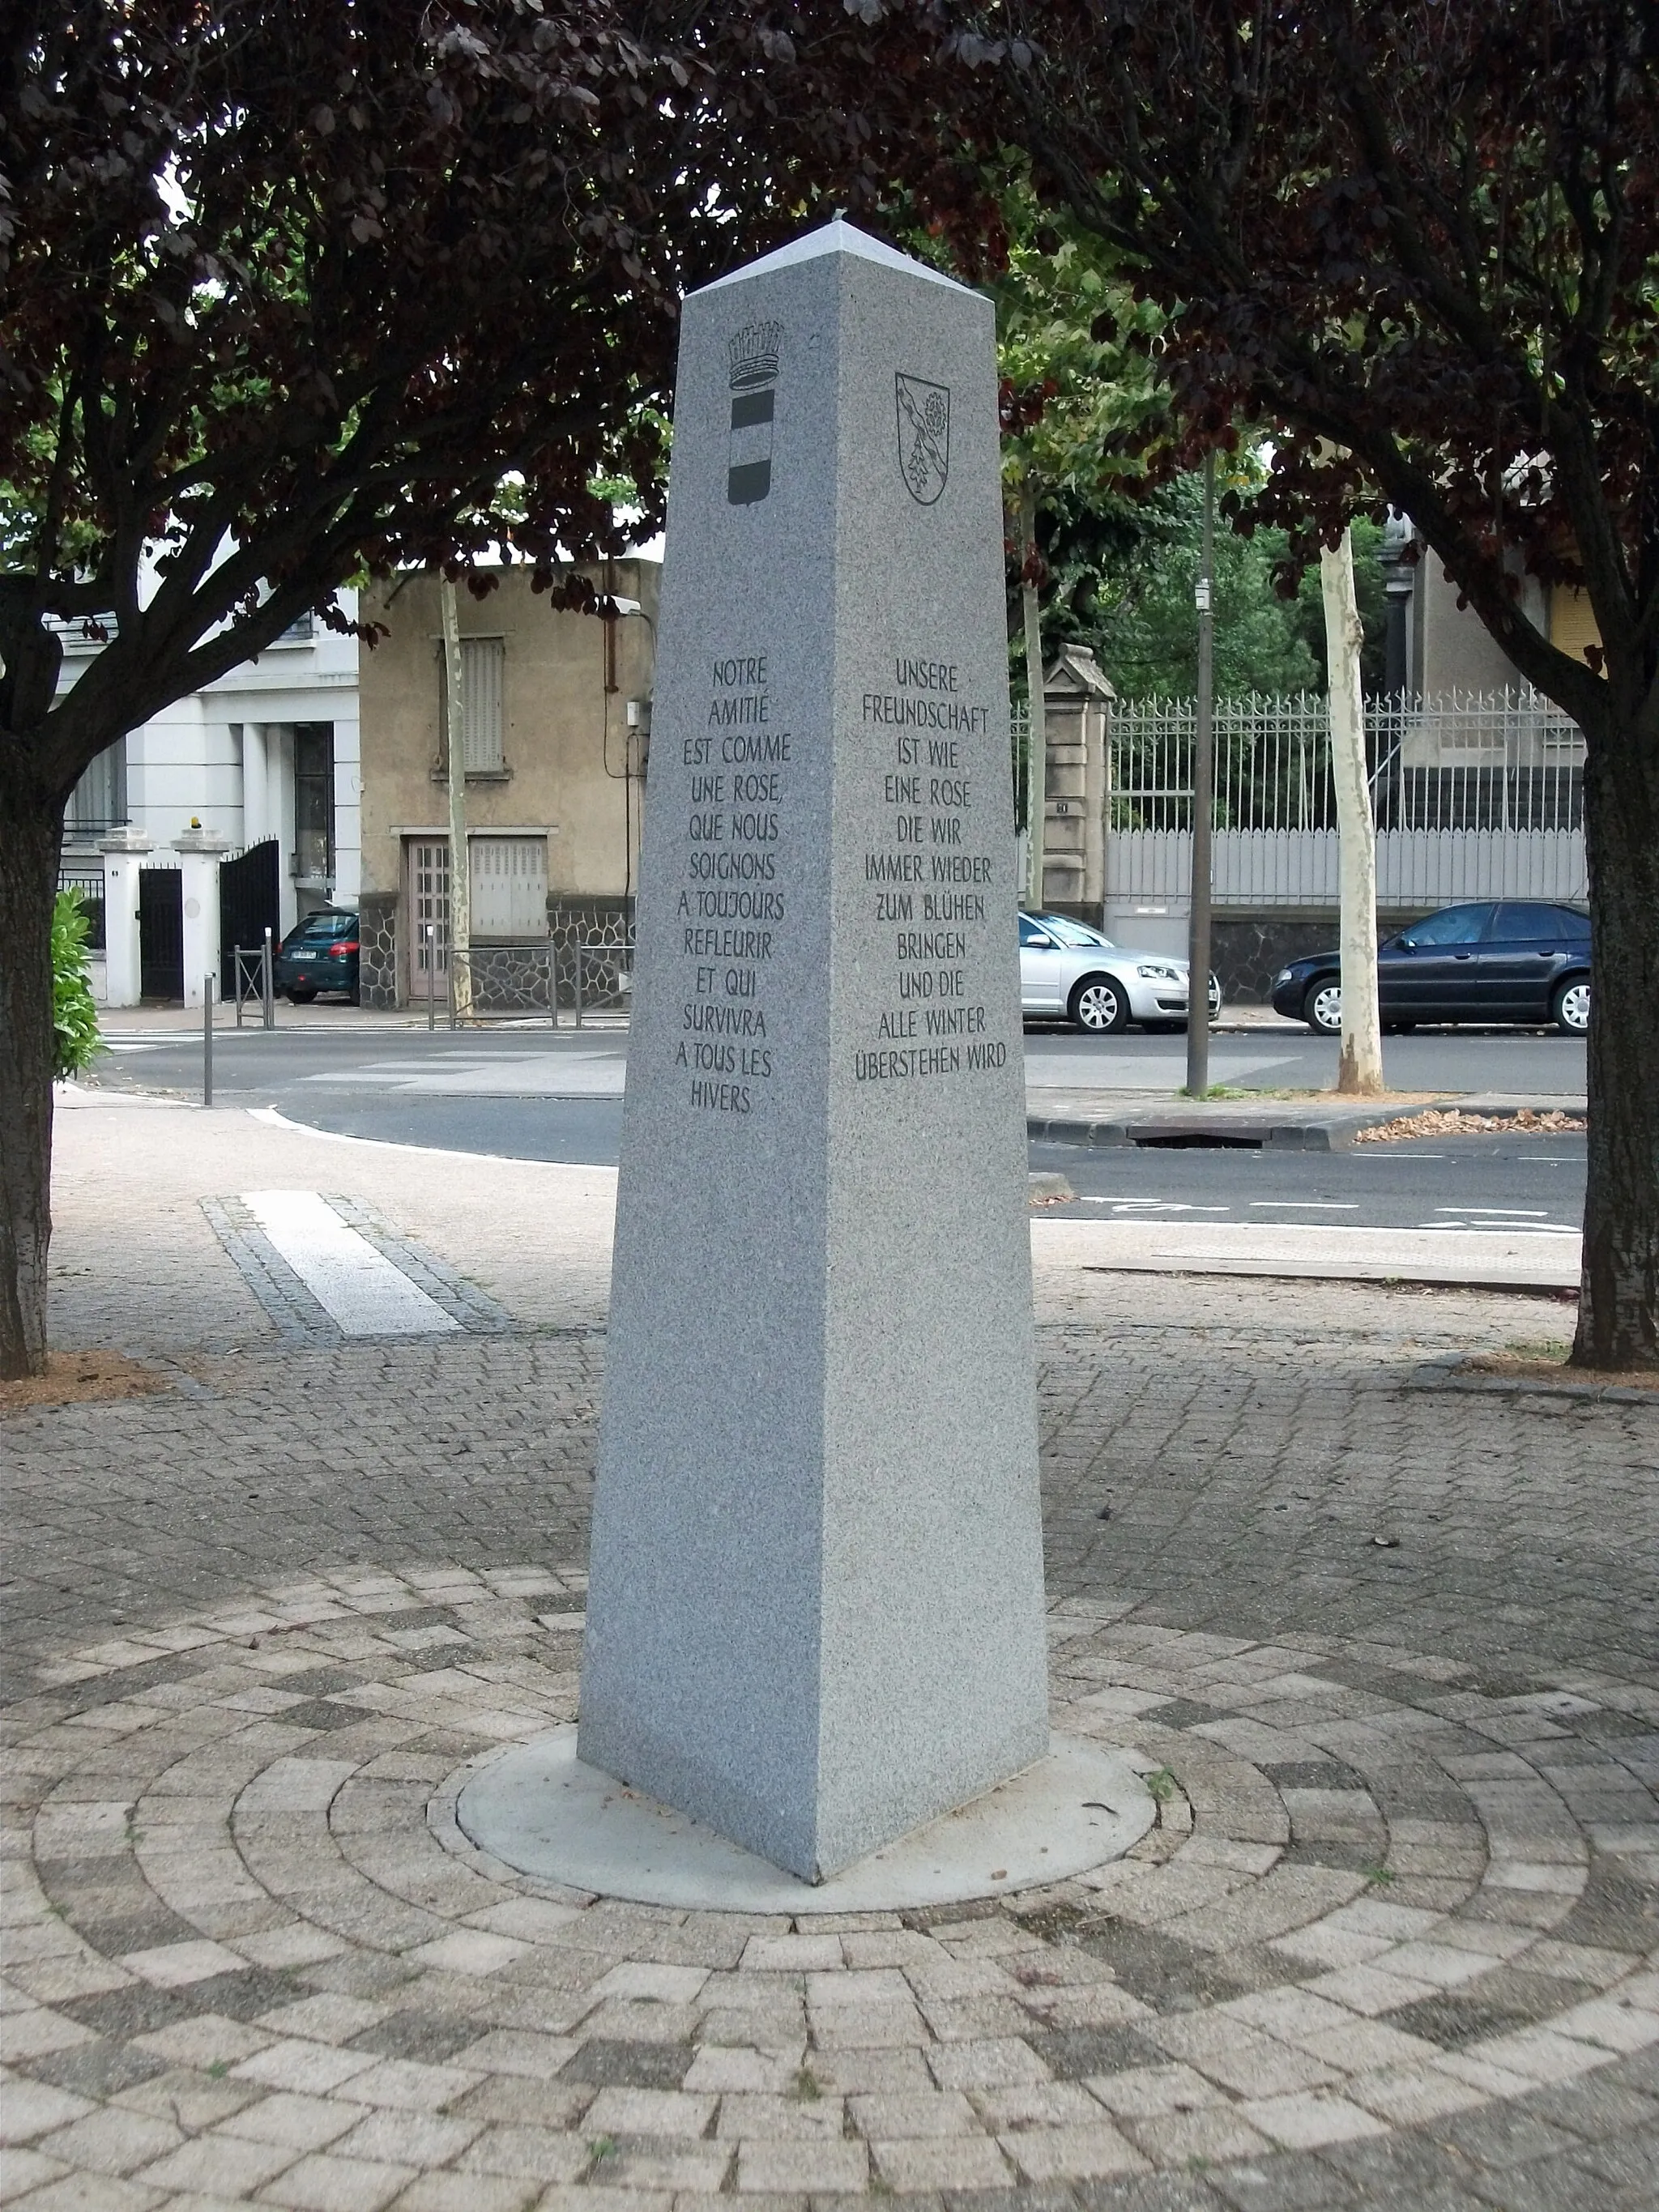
[{"x1": 579, "y1": 222, "x2": 1047, "y2": 1882}]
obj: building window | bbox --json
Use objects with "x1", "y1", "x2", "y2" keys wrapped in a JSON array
[
  {"x1": 294, "y1": 722, "x2": 335, "y2": 882},
  {"x1": 438, "y1": 637, "x2": 507, "y2": 775},
  {"x1": 64, "y1": 739, "x2": 127, "y2": 840}
]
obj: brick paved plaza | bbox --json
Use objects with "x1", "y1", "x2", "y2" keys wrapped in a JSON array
[{"x1": 2, "y1": 1102, "x2": 1656, "y2": 2211}]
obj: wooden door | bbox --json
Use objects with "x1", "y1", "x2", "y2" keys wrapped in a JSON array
[{"x1": 404, "y1": 838, "x2": 450, "y2": 1006}]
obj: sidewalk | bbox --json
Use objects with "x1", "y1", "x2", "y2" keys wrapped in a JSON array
[
  {"x1": 4, "y1": 1093, "x2": 1654, "y2": 2212},
  {"x1": 52, "y1": 1082, "x2": 1584, "y2": 1306},
  {"x1": 96, "y1": 1003, "x2": 631, "y2": 1037}
]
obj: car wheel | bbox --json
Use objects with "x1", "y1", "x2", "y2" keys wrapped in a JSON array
[
  {"x1": 1552, "y1": 975, "x2": 1590, "y2": 1035},
  {"x1": 1070, "y1": 973, "x2": 1132, "y2": 1034},
  {"x1": 1303, "y1": 978, "x2": 1342, "y2": 1035},
  {"x1": 286, "y1": 987, "x2": 316, "y2": 1005}
]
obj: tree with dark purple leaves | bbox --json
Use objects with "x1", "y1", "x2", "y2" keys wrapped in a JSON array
[
  {"x1": 817, "y1": 0, "x2": 1657, "y2": 1367},
  {"x1": 0, "y1": 0, "x2": 859, "y2": 1376}
]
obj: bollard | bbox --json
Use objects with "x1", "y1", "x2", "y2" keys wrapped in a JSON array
[
  {"x1": 262, "y1": 927, "x2": 275, "y2": 1029},
  {"x1": 203, "y1": 976, "x2": 214, "y2": 1107},
  {"x1": 426, "y1": 924, "x2": 436, "y2": 1032},
  {"x1": 235, "y1": 952, "x2": 245, "y2": 1029},
  {"x1": 574, "y1": 940, "x2": 584, "y2": 1030}
]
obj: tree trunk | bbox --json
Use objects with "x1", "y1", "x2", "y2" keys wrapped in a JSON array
[
  {"x1": 1020, "y1": 480, "x2": 1047, "y2": 909},
  {"x1": 1320, "y1": 533, "x2": 1383, "y2": 1096},
  {"x1": 441, "y1": 579, "x2": 473, "y2": 1021},
  {"x1": 1574, "y1": 709, "x2": 1659, "y2": 1369},
  {"x1": 0, "y1": 752, "x2": 64, "y2": 1379}
]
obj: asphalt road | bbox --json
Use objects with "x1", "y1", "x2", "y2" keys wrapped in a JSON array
[
  {"x1": 1030, "y1": 1130, "x2": 1585, "y2": 1235},
  {"x1": 92, "y1": 1020, "x2": 1587, "y2": 1234},
  {"x1": 1020, "y1": 1021, "x2": 1586, "y2": 1096},
  {"x1": 96, "y1": 1013, "x2": 1589, "y2": 1102}
]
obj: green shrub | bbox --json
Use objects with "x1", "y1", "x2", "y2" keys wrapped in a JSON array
[{"x1": 52, "y1": 888, "x2": 101, "y2": 1079}]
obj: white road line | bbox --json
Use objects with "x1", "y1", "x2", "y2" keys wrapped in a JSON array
[
  {"x1": 242, "y1": 1191, "x2": 459, "y2": 1336},
  {"x1": 1083, "y1": 1200, "x2": 1230, "y2": 1213},
  {"x1": 1411, "y1": 1221, "x2": 1576, "y2": 1235},
  {"x1": 1433, "y1": 1212, "x2": 1557, "y2": 1230}
]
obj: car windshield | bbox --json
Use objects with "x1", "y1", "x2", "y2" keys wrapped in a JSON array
[
  {"x1": 1398, "y1": 905, "x2": 1490, "y2": 947},
  {"x1": 1034, "y1": 914, "x2": 1113, "y2": 948},
  {"x1": 290, "y1": 914, "x2": 355, "y2": 944}
]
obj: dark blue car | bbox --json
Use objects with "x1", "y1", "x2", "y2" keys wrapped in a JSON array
[
  {"x1": 1271, "y1": 901, "x2": 1590, "y2": 1037},
  {"x1": 275, "y1": 909, "x2": 360, "y2": 1004}
]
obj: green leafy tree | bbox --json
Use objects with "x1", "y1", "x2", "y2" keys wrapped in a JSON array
[
  {"x1": 1089, "y1": 467, "x2": 1320, "y2": 699},
  {"x1": 906, "y1": 181, "x2": 1169, "y2": 828},
  {"x1": 1092, "y1": 484, "x2": 1388, "y2": 699},
  {"x1": 983, "y1": 197, "x2": 1169, "y2": 621},
  {"x1": 50, "y1": 890, "x2": 99, "y2": 1080},
  {"x1": 917, "y1": 186, "x2": 1377, "y2": 705}
]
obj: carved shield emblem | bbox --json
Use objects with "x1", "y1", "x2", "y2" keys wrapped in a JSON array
[{"x1": 895, "y1": 374, "x2": 949, "y2": 505}]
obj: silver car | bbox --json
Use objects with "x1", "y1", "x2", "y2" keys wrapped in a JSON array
[{"x1": 1019, "y1": 910, "x2": 1222, "y2": 1032}]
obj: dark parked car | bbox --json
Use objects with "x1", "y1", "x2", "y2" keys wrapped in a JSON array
[
  {"x1": 1272, "y1": 901, "x2": 1591, "y2": 1037},
  {"x1": 275, "y1": 910, "x2": 360, "y2": 1004}
]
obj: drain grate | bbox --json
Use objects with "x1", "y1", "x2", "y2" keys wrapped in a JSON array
[{"x1": 1134, "y1": 1133, "x2": 1264, "y2": 1149}]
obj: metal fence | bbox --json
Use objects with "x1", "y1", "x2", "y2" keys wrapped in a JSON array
[
  {"x1": 228, "y1": 942, "x2": 276, "y2": 1028},
  {"x1": 448, "y1": 945, "x2": 557, "y2": 1025},
  {"x1": 57, "y1": 864, "x2": 106, "y2": 951},
  {"x1": 446, "y1": 937, "x2": 634, "y2": 1027},
  {"x1": 1097, "y1": 688, "x2": 1587, "y2": 910}
]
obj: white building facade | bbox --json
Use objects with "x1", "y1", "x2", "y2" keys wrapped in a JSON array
[{"x1": 59, "y1": 602, "x2": 360, "y2": 942}]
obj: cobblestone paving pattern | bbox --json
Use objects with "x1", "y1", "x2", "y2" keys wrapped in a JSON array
[{"x1": 4, "y1": 1272, "x2": 1657, "y2": 2210}]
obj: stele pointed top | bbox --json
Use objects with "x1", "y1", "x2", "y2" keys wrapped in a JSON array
[{"x1": 693, "y1": 217, "x2": 974, "y2": 297}]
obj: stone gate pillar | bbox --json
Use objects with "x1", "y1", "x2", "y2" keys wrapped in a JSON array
[
  {"x1": 98, "y1": 829, "x2": 153, "y2": 1008},
  {"x1": 173, "y1": 826, "x2": 229, "y2": 1006},
  {"x1": 1039, "y1": 644, "x2": 1114, "y2": 924}
]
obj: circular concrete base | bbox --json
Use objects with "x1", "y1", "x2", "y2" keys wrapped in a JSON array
[{"x1": 454, "y1": 1729, "x2": 1155, "y2": 1912}]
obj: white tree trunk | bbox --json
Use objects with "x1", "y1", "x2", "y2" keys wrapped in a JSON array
[
  {"x1": 441, "y1": 578, "x2": 472, "y2": 1020},
  {"x1": 1320, "y1": 532, "x2": 1383, "y2": 1094},
  {"x1": 1020, "y1": 480, "x2": 1047, "y2": 910}
]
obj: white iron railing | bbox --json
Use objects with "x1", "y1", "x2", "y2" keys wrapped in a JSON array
[{"x1": 1071, "y1": 688, "x2": 1587, "y2": 910}]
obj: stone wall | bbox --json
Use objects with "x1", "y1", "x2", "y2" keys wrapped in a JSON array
[
  {"x1": 357, "y1": 890, "x2": 633, "y2": 1012},
  {"x1": 1211, "y1": 909, "x2": 1418, "y2": 1004},
  {"x1": 358, "y1": 891, "x2": 399, "y2": 1008},
  {"x1": 548, "y1": 896, "x2": 634, "y2": 1013}
]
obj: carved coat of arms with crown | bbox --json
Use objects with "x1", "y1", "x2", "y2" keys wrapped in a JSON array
[{"x1": 727, "y1": 322, "x2": 783, "y2": 505}]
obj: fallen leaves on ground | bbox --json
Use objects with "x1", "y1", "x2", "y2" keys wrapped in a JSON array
[
  {"x1": 1463, "y1": 1352, "x2": 1659, "y2": 1392},
  {"x1": 0, "y1": 1350, "x2": 170, "y2": 1416},
  {"x1": 1355, "y1": 1107, "x2": 1585, "y2": 1144}
]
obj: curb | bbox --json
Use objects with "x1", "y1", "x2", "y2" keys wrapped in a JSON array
[
  {"x1": 1026, "y1": 1107, "x2": 1414, "y2": 1153},
  {"x1": 1027, "y1": 1094, "x2": 1587, "y2": 1153}
]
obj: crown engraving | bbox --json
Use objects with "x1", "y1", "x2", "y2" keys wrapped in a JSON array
[{"x1": 729, "y1": 321, "x2": 783, "y2": 390}]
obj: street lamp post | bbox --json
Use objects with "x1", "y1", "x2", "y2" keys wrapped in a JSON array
[{"x1": 1185, "y1": 452, "x2": 1216, "y2": 1100}]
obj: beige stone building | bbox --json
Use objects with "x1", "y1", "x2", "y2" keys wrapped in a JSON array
[
  {"x1": 356, "y1": 560, "x2": 658, "y2": 1007},
  {"x1": 1412, "y1": 558, "x2": 1603, "y2": 696}
]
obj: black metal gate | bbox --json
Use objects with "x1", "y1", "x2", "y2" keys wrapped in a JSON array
[
  {"x1": 138, "y1": 865, "x2": 183, "y2": 1001},
  {"x1": 219, "y1": 838, "x2": 281, "y2": 994}
]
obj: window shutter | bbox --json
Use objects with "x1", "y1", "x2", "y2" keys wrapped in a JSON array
[
  {"x1": 469, "y1": 836, "x2": 548, "y2": 939},
  {"x1": 462, "y1": 638, "x2": 505, "y2": 770},
  {"x1": 438, "y1": 637, "x2": 506, "y2": 772}
]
